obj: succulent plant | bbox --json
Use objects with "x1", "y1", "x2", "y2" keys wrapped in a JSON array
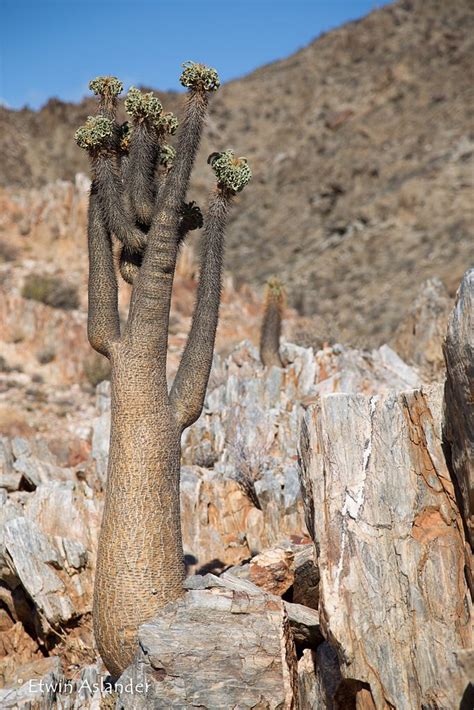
[
  {"x1": 157, "y1": 111, "x2": 179, "y2": 135},
  {"x1": 77, "y1": 63, "x2": 251, "y2": 680},
  {"x1": 75, "y1": 115, "x2": 114, "y2": 150},
  {"x1": 159, "y1": 142, "x2": 176, "y2": 169},
  {"x1": 125, "y1": 87, "x2": 163, "y2": 124},
  {"x1": 180, "y1": 61, "x2": 220, "y2": 92},
  {"x1": 266, "y1": 275, "x2": 286, "y2": 298},
  {"x1": 181, "y1": 200, "x2": 203, "y2": 231},
  {"x1": 260, "y1": 277, "x2": 285, "y2": 368},
  {"x1": 89, "y1": 76, "x2": 123, "y2": 98},
  {"x1": 208, "y1": 150, "x2": 252, "y2": 193}
]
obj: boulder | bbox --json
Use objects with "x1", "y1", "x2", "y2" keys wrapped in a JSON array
[{"x1": 118, "y1": 588, "x2": 300, "y2": 709}]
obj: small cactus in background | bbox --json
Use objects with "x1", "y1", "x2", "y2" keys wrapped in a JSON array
[
  {"x1": 260, "y1": 277, "x2": 286, "y2": 368},
  {"x1": 75, "y1": 63, "x2": 251, "y2": 678}
]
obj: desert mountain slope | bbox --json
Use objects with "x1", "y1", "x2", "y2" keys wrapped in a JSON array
[{"x1": 1, "y1": 0, "x2": 473, "y2": 345}]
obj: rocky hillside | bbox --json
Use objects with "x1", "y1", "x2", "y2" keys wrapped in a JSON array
[
  {"x1": 1, "y1": 0, "x2": 472, "y2": 346},
  {"x1": 0, "y1": 270, "x2": 472, "y2": 707}
]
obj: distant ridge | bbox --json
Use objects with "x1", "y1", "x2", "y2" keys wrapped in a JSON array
[{"x1": 1, "y1": 0, "x2": 472, "y2": 345}]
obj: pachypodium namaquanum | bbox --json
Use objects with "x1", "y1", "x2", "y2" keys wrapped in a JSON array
[
  {"x1": 75, "y1": 62, "x2": 251, "y2": 677},
  {"x1": 260, "y1": 277, "x2": 286, "y2": 368}
]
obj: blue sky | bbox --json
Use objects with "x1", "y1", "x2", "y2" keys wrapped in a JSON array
[{"x1": 1, "y1": 0, "x2": 391, "y2": 110}]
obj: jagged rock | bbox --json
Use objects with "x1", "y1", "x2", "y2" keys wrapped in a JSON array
[
  {"x1": 184, "y1": 570, "x2": 321, "y2": 651},
  {"x1": 299, "y1": 384, "x2": 472, "y2": 709},
  {"x1": 91, "y1": 340, "x2": 420, "y2": 501},
  {"x1": 228, "y1": 542, "x2": 319, "y2": 610},
  {"x1": 0, "y1": 490, "x2": 23, "y2": 576},
  {"x1": 0, "y1": 656, "x2": 63, "y2": 709},
  {"x1": 118, "y1": 588, "x2": 300, "y2": 709},
  {"x1": 182, "y1": 341, "x2": 419, "y2": 476},
  {"x1": 0, "y1": 480, "x2": 98, "y2": 658},
  {"x1": 297, "y1": 645, "x2": 344, "y2": 710},
  {"x1": 248, "y1": 546, "x2": 296, "y2": 595},
  {"x1": 180, "y1": 341, "x2": 317, "y2": 476},
  {"x1": 9, "y1": 437, "x2": 75, "y2": 488},
  {"x1": 181, "y1": 466, "x2": 307, "y2": 574},
  {"x1": 291, "y1": 545, "x2": 320, "y2": 610},
  {"x1": 310, "y1": 342, "x2": 420, "y2": 399},
  {"x1": 297, "y1": 649, "x2": 319, "y2": 708},
  {"x1": 0, "y1": 291, "x2": 88, "y2": 386},
  {"x1": 25, "y1": 480, "x2": 101, "y2": 556},
  {"x1": 3, "y1": 517, "x2": 87, "y2": 628},
  {"x1": 392, "y1": 276, "x2": 452, "y2": 378},
  {"x1": 0, "y1": 336, "x2": 431, "y2": 696},
  {"x1": 0, "y1": 621, "x2": 42, "y2": 688},
  {"x1": 91, "y1": 381, "x2": 111, "y2": 488},
  {"x1": 283, "y1": 601, "x2": 322, "y2": 649},
  {"x1": 0, "y1": 658, "x2": 115, "y2": 710},
  {"x1": 443, "y1": 268, "x2": 474, "y2": 550}
]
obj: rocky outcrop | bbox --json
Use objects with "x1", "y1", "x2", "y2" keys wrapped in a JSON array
[
  {"x1": 299, "y1": 384, "x2": 472, "y2": 709},
  {"x1": 0, "y1": 473, "x2": 100, "y2": 685},
  {"x1": 1, "y1": 328, "x2": 469, "y2": 708},
  {"x1": 91, "y1": 340, "x2": 420, "y2": 575}
]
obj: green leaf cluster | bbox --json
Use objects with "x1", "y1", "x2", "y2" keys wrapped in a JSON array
[
  {"x1": 180, "y1": 61, "x2": 220, "y2": 92},
  {"x1": 209, "y1": 150, "x2": 252, "y2": 193}
]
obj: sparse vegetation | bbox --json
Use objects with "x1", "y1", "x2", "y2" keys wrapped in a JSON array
[
  {"x1": 36, "y1": 347, "x2": 56, "y2": 365},
  {"x1": 0, "y1": 355, "x2": 12, "y2": 372},
  {"x1": 290, "y1": 315, "x2": 335, "y2": 352},
  {"x1": 22, "y1": 274, "x2": 79, "y2": 310},
  {"x1": 0, "y1": 240, "x2": 18, "y2": 262}
]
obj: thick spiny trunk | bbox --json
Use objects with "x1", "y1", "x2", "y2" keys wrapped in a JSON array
[{"x1": 93, "y1": 345, "x2": 184, "y2": 677}]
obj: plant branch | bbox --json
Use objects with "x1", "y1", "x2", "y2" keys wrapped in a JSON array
[
  {"x1": 123, "y1": 122, "x2": 159, "y2": 227},
  {"x1": 170, "y1": 190, "x2": 230, "y2": 429},
  {"x1": 87, "y1": 185, "x2": 120, "y2": 357}
]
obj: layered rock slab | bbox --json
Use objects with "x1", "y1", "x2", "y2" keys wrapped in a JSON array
[
  {"x1": 299, "y1": 384, "x2": 472, "y2": 709},
  {"x1": 118, "y1": 588, "x2": 299, "y2": 709}
]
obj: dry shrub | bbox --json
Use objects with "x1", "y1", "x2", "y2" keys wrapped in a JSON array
[{"x1": 22, "y1": 274, "x2": 79, "y2": 310}]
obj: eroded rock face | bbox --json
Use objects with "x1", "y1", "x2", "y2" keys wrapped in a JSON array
[{"x1": 299, "y1": 385, "x2": 472, "y2": 709}]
